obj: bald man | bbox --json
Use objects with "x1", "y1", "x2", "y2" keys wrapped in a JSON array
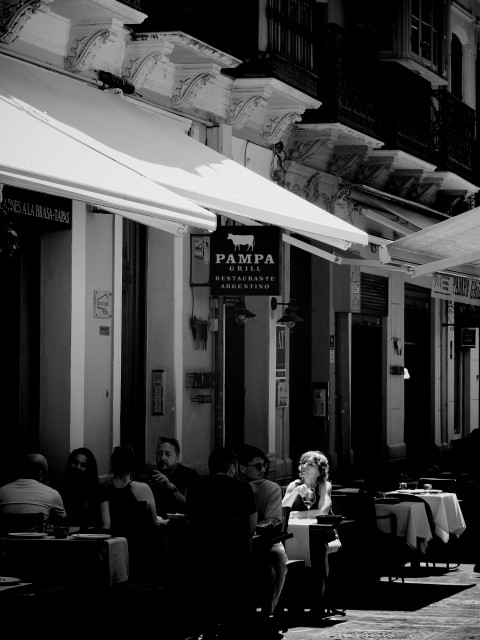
[{"x1": 0, "y1": 453, "x2": 67, "y2": 525}]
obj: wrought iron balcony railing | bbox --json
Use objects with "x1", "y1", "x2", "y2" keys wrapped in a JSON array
[{"x1": 432, "y1": 89, "x2": 476, "y2": 183}]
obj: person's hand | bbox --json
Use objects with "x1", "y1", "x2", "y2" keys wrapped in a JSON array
[
  {"x1": 152, "y1": 470, "x2": 175, "y2": 491},
  {"x1": 297, "y1": 484, "x2": 312, "y2": 498}
]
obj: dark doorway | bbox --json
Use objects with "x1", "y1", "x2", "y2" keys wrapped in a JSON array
[
  {"x1": 0, "y1": 227, "x2": 40, "y2": 485},
  {"x1": 224, "y1": 316, "x2": 245, "y2": 452},
  {"x1": 404, "y1": 285, "x2": 431, "y2": 473},
  {"x1": 351, "y1": 321, "x2": 383, "y2": 479},
  {"x1": 121, "y1": 220, "x2": 147, "y2": 466}
]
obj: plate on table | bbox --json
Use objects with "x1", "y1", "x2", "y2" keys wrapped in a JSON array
[
  {"x1": 7, "y1": 532, "x2": 46, "y2": 539},
  {"x1": 423, "y1": 489, "x2": 443, "y2": 494},
  {"x1": 0, "y1": 576, "x2": 22, "y2": 585},
  {"x1": 71, "y1": 533, "x2": 111, "y2": 540},
  {"x1": 166, "y1": 513, "x2": 184, "y2": 519}
]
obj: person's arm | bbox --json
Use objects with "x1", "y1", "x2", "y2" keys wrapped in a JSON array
[
  {"x1": 258, "y1": 483, "x2": 282, "y2": 525},
  {"x1": 49, "y1": 489, "x2": 69, "y2": 525},
  {"x1": 282, "y1": 479, "x2": 310, "y2": 507},
  {"x1": 317, "y1": 480, "x2": 332, "y2": 515},
  {"x1": 99, "y1": 500, "x2": 110, "y2": 530},
  {"x1": 136, "y1": 482, "x2": 158, "y2": 525}
]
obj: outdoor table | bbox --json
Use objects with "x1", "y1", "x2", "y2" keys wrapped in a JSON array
[
  {"x1": 286, "y1": 510, "x2": 354, "y2": 567},
  {"x1": 375, "y1": 501, "x2": 433, "y2": 552},
  {"x1": 386, "y1": 490, "x2": 466, "y2": 543},
  {"x1": 0, "y1": 533, "x2": 129, "y2": 587}
]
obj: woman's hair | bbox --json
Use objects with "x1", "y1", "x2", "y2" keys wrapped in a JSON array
[
  {"x1": 64, "y1": 447, "x2": 100, "y2": 489},
  {"x1": 298, "y1": 450, "x2": 329, "y2": 483},
  {"x1": 111, "y1": 446, "x2": 135, "y2": 477}
]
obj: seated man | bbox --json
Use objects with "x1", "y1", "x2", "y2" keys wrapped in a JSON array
[
  {"x1": 0, "y1": 453, "x2": 68, "y2": 527},
  {"x1": 238, "y1": 445, "x2": 288, "y2": 619},
  {"x1": 143, "y1": 436, "x2": 199, "y2": 514},
  {"x1": 184, "y1": 447, "x2": 258, "y2": 638}
]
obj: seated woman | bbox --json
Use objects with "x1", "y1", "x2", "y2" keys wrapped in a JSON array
[
  {"x1": 282, "y1": 450, "x2": 340, "y2": 618},
  {"x1": 106, "y1": 446, "x2": 159, "y2": 581},
  {"x1": 282, "y1": 450, "x2": 332, "y2": 514},
  {"x1": 60, "y1": 447, "x2": 110, "y2": 532}
]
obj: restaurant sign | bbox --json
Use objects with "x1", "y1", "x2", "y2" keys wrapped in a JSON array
[
  {"x1": 432, "y1": 273, "x2": 480, "y2": 307},
  {"x1": 2, "y1": 186, "x2": 72, "y2": 229},
  {"x1": 210, "y1": 226, "x2": 280, "y2": 295}
]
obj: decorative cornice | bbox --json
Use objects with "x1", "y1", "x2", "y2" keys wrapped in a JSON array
[
  {"x1": 289, "y1": 138, "x2": 335, "y2": 162},
  {"x1": 357, "y1": 161, "x2": 394, "y2": 185},
  {"x1": 0, "y1": 0, "x2": 52, "y2": 45},
  {"x1": 226, "y1": 95, "x2": 268, "y2": 128},
  {"x1": 65, "y1": 28, "x2": 118, "y2": 73},
  {"x1": 387, "y1": 173, "x2": 422, "y2": 198},
  {"x1": 329, "y1": 146, "x2": 368, "y2": 179},
  {"x1": 123, "y1": 50, "x2": 172, "y2": 87},
  {"x1": 171, "y1": 72, "x2": 214, "y2": 108},
  {"x1": 410, "y1": 181, "x2": 441, "y2": 204},
  {"x1": 263, "y1": 112, "x2": 303, "y2": 144},
  {"x1": 135, "y1": 31, "x2": 241, "y2": 69},
  {"x1": 159, "y1": 31, "x2": 241, "y2": 68}
]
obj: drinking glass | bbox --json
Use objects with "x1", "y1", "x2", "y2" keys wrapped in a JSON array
[
  {"x1": 398, "y1": 482, "x2": 408, "y2": 490},
  {"x1": 302, "y1": 489, "x2": 315, "y2": 518},
  {"x1": 423, "y1": 483, "x2": 433, "y2": 492}
]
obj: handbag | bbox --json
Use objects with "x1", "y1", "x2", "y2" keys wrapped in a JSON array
[{"x1": 326, "y1": 528, "x2": 342, "y2": 554}]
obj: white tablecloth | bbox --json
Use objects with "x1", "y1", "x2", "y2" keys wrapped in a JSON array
[
  {"x1": 285, "y1": 510, "x2": 322, "y2": 567},
  {"x1": 375, "y1": 502, "x2": 433, "y2": 551},
  {"x1": 386, "y1": 491, "x2": 466, "y2": 543}
]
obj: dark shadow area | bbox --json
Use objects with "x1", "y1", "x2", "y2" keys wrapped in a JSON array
[{"x1": 342, "y1": 580, "x2": 474, "y2": 611}]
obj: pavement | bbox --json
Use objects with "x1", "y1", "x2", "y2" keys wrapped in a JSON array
[{"x1": 279, "y1": 563, "x2": 480, "y2": 640}]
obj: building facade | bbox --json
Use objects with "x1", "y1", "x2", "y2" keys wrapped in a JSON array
[{"x1": 2, "y1": 0, "x2": 480, "y2": 488}]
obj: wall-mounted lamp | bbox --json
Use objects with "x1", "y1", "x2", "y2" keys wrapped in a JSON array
[
  {"x1": 225, "y1": 297, "x2": 256, "y2": 325},
  {"x1": 271, "y1": 298, "x2": 304, "y2": 329}
]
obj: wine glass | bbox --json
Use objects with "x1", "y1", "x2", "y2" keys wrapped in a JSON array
[{"x1": 302, "y1": 488, "x2": 315, "y2": 518}]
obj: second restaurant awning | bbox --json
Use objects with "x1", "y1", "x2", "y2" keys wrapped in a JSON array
[
  {"x1": 379, "y1": 206, "x2": 480, "y2": 279},
  {"x1": 0, "y1": 54, "x2": 368, "y2": 249}
]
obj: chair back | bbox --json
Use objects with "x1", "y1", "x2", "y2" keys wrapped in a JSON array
[
  {"x1": 0, "y1": 512, "x2": 44, "y2": 535},
  {"x1": 418, "y1": 477, "x2": 457, "y2": 493}
]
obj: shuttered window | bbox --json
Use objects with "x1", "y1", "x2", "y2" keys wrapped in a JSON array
[{"x1": 361, "y1": 273, "x2": 388, "y2": 316}]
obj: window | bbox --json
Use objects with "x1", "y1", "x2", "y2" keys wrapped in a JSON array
[
  {"x1": 451, "y1": 34, "x2": 463, "y2": 100},
  {"x1": 410, "y1": 0, "x2": 443, "y2": 70}
]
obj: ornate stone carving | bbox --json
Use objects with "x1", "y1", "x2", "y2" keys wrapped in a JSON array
[
  {"x1": 172, "y1": 72, "x2": 214, "y2": 108},
  {"x1": 0, "y1": 0, "x2": 52, "y2": 45},
  {"x1": 159, "y1": 31, "x2": 241, "y2": 69},
  {"x1": 289, "y1": 138, "x2": 335, "y2": 163},
  {"x1": 65, "y1": 28, "x2": 118, "y2": 73},
  {"x1": 263, "y1": 112, "x2": 303, "y2": 145},
  {"x1": 357, "y1": 161, "x2": 394, "y2": 186},
  {"x1": 226, "y1": 95, "x2": 268, "y2": 129},
  {"x1": 123, "y1": 49, "x2": 172, "y2": 88},
  {"x1": 410, "y1": 181, "x2": 440, "y2": 204},
  {"x1": 387, "y1": 172, "x2": 422, "y2": 198},
  {"x1": 329, "y1": 146, "x2": 368, "y2": 179}
]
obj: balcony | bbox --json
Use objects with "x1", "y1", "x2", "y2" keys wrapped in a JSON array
[
  {"x1": 307, "y1": 24, "x2": 379, "y2": 139},
  {"x1": 133, "y1": 0, "x2": 318, "y2": 98},
  {"x1": 433, "y1": 90, "x2": 476, "y2": 184}
]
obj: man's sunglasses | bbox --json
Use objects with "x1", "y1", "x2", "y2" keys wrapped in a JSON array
[{"x1": 246, "y1": 462, "x2": 266, "y2": 471}]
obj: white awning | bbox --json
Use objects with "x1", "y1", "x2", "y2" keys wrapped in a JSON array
[
  {"x1": 0, "y1": 60, "x2": 217, "y2": 234},
  {"x1": 0, "y1": 54, "x2": 367, "y2": 248},
  {"x1": 379, "y1": 206, "x2": 480, "y2": 278}
]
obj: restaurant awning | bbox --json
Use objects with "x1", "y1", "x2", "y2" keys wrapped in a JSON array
[
  {"x1": 0, "y1": 54, "x2": 367, "y2": 249},
  {"x1": 379, "y1": 206, "x2": 480, "y2": 279},
  {"x1": 0, "y1": 59, "x2": 217, "y2": 235}
]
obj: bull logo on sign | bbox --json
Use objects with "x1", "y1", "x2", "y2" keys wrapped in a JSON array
[{"x1": 227, "y1": 233, "x2": 255, "y2": 251}]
